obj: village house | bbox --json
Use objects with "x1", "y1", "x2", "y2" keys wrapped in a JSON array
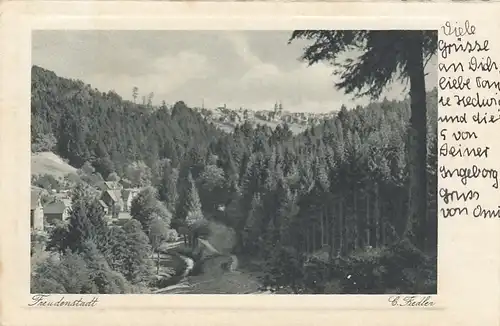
[
  {"x1": 43, "y1": 198, "x2": 72, "y2": 224},
  {"x1": 97, "y1": 180, "x2": 141, "y2": 225},
  {"x1": 30, "y1": 187, "x2": 44, "y2": 231},
  {"x1": 100, "y1": 188, "x2": 124, "y2": 216},
  {"x1": 97, "y1": 199, "x2": 109, "y2": 216}
]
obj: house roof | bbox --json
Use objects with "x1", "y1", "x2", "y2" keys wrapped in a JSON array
[
  {"x1": 104, "y1": 181, "x2": 121, "y2": 190},
  {"x1": 103, "y1": 189, "x2": 123, "y2": 204},
  {"x1": 43, "y1": 200, "x2": 71, "y2": 215},
  {"x1": 98, "y1": 200, "x2": 108, "y2": 208}
]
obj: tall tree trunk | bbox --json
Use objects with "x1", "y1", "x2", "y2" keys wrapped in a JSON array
[
  {"x1": 339, "y1": 199, "x2": 344, "y2": 256},
  {"x1": 306, "y1": 226, "x2": 310, "y2": 254},
  {"x1": 329, "y1": 202, "x2": 335, "y2": 261},
  {"x1": 157, "y1": 251, "x2": 160, "y2": 275},
  {"x1": 312, "y1": 222, "x2": 317, "y2": 252},
  {"x1": 405, "y1": 32, "x2": 428, "y2": 252},
  {"x1": 320, "y1": 209, "x2": 325, "y2": 246},
  {"x1": 374, "y1": 183, "x2": 380, "y2": 248},
  {"x1": 366, "y1": 188, "x2": 371, "y2": 247},
  {"x1": 353, "y1": 190, "x2": 359, "y2": 251}
]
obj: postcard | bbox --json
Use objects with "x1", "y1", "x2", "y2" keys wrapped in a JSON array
[{"x1": 0, "y1": 1, "x2": 499, "y2": 326}]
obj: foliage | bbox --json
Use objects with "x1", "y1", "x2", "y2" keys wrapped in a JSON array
[
  {"x1": 165, "y1": 229, "x2": 179, "y2": 242},
  {"x1": 106, "y1": 172, "x2": 120, "y2": 182},
  {"x1": 45, "y1": 220, "x2": 69, "y2": 253},
  {"x1": 80, "y1": 240, "x2": 131, "y2": 294},
  {"x1": 32, "y1": 52, "x2": 438, "y2": 293},
  {"x1": 131, "y1": 186, "x2": 172, "y2": 234},
  {"x1": 261, "y1": 245, "x2": 306, "y2": 294},
  {"x1": 32, "y1": 174, "x2": 61, "y2": 192},
  {"x1": 288, "y1": 30, "x2": 436, "y2": 99},
  {"x1": 31, "y1": 250, "x2": 97, "y2": 294},
  {"x1": 104, "y1": 226, "x2": 130, "y2": 275},
  {"x1": 289, "y1": 30, "x2": 438, "y2": 252},
  {"x1": 125, "y1": 161, "x2": 152, "y2": 187},
  {"x1": 157, "y1": 161, "x2": 178, "y2": 211},
  {"x1": 31, "y1": 231, "x2": 48, "y2": 256},
  {"x1": 31, "y1": 132, "x2": 57, "y2": 153},
  {"x1": 149, "y1": 218, "x2": 170, "y2": 252},
  {"x1": 121, "y1": 219, "x2": 154, "y2": 284},
  {"x1": 32, "y1": 65, "x2": 221, "y2": 176}
]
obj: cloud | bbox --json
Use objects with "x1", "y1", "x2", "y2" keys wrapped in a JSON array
[
  {"x1": 86, "y1": 50, "x2": 213, "y2": 101},
  {"x1": 223, "y1": 32, "x2": 263, "y2": 67},
  {"x1": 32, "y1": 30, "x2": 437, "y2": 113}
]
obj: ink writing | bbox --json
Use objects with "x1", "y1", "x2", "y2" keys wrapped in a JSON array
[{"x1": 438, "y1": 20, "x2": 499, "y2": 219}]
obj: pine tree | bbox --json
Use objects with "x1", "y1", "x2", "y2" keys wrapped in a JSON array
[
  {"x1": 105, "y1": 226, "x2": 129, "y2": 275},
  {"x1": 65, "y1": 198, "x2": 97, "y2": 253},
  {"x1": 158, "y1": 161, "x2": 178, "y2": 211},
  {"x1": 122, "y1": 220, "x2": 153, "y2": 285},
  {"x1": 130, "y1": 186, "x2": 165, "y2": 234},
  {"x1": 184, "y1": 173, "x2": 204, "y2": 247},
  {"x1": 242, "y1": 193, "x2": 264, "y2": 254},
  {"x1": 149, "y1": 218, "x2": 170, "y2": 274},
  {"x1": 278, "y1": 187, "x2": 299, "y2": 248},
  {"x1": 289, "y1": 30, "x2": 437, "y2": 252}
]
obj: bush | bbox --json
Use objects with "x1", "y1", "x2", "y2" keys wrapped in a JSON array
[
  {"x1": 31, "y1": 231, "x2": 48, "y2": 256},
  {"x1": 324, "y1": 240, "x2": 437, "y2": 294},
  {"x1": 31, "y1": 133, "x2": 57, "y2": 153},
  {"x1": 263, "y1": 240, "x2": 438, "y2": 294},
  {"x1": 261, "y1": 245, "x2": 306, "y2": 294},
  {"x1": 31, "y1": 250, "x2": 97, "y2": 294},
  {"x1": 165, "y1": 229, "x2": 179, "y2": 242},
  {"x1": 32, "y1": 174, "x2": 61, "y2": 192},
  {"x1": 31, "y1": 276, "x2": 66, "y2": 293}
]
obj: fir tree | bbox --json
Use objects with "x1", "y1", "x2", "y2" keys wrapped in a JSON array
[{"x1": 122, "y1": 220, "x2": 153, "y2": 285}]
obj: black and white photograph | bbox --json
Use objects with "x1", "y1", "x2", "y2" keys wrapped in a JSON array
[{"x1": 30, "y1": 29, "x2": 438, "y2": 295}]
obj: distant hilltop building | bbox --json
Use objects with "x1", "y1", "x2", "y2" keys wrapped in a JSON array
[{"x1": 274, "y1": 101, "x2": 283, "y2": 116}]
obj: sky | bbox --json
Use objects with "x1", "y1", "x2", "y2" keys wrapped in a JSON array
[{"x1": 32, "y1": 30, "x2": 437, "y2": 113}]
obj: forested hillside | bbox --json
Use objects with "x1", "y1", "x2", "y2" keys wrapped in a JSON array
[
  {"x1": 31, "y1": 65, "x2": 223, "y2": 177},
  {"x1": 31, "y1": 65, "x2": 437, "y2": 294}
]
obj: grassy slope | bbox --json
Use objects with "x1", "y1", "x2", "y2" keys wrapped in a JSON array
[{"x1": 31, "y1": 151, "x2": 78, "y2": 179}]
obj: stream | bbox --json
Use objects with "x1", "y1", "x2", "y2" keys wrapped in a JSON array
[
  {"x1": 154, "y1": 242, "x2": 267, "y2": 294},
  {"x1": 152, "y1": 254, "x2": 194, "y2": 294}
]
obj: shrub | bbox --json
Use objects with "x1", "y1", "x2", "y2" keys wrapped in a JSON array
[
  {"x1": 261, "y1": 245, "x2": 305, "y2": 294},
  {"x1": 326, "y1": 240, "x2": 437, "y2": 294},
  {"x1": 165, "y1": 229, "x2": 179, "y2": 242},
  {"x1": 31, "y1": 231, "x2": 48, "y2": 256},
  {"x1": 31, "y1": 250, "x2": 97, "y2": 294},
  {"x1": 33, "y1": 174, "x2": 61, "y2": 192}
]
